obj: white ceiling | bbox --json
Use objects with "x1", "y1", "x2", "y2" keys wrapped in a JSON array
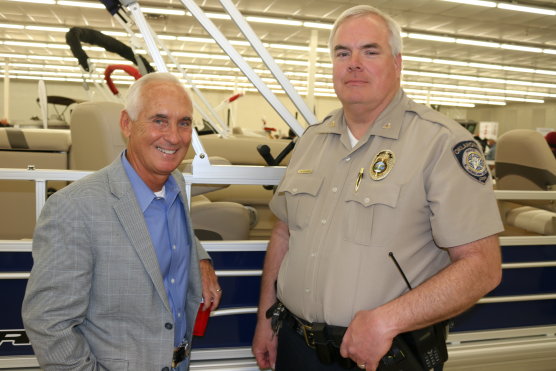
[{"x1": 1, "y1": 0, "x2": 556, "y2": 107}]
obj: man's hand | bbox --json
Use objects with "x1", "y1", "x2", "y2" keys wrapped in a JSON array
[
  {"x1": 252, "y1": 317, "x2": 278, "y2": 370},
  {"x1": 340, "y1": 309, "x2": 395, "y2": 371},
  {"x1": 199, "y1": 259, "x2": 222, "y2": 311}
]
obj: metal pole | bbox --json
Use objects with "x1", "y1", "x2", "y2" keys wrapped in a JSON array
[
  {"x1": 219, "y1": 0, "x2": 318, "y2": 129},
  {"x1": 179, "y1": 0, "x2": 306, "y2": 137}
]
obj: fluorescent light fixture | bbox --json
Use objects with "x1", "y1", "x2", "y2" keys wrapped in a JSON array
[
  {"x1": 456, "y1": 39, "x2": 500, "y2": 48},
  {"x1": 57, "y1": 1, "x2": 104, "y2": 9},
  {"x1": 403, "y1": 56, "x2": 433, "y2": 63},
  {"x1": 8, "y1": 0, "x2": 55, "y2": 3},
  {"x1": 432, "y1": 59, "x2": 468, "y2": 66},
  {"x1": 204, "y1": 12, "x2": 232, "y2": 20},
  {"x1": 497, "y1": 3, "x2": 556, "y2": 16},
  {"x1": 303, "y1": 22, "x2": 333, "y2": 30},
  {"x1": 408, "y1": 33, "x2": 456, "y2": 43},
  {"x1": 270, "y1": 44, "x2": 309, "y2": 51},
  {"x1": 26, "y1": 25, "x2": 69, "y2": 32},
  {"x1": 177, "y1": 36, "x2": 214, "y2": 43},
  {"x1": 101, "y1": 30, "x2": 128, "y2": 37},
  {"x1": 442, "y1": 0, "x2": 496, "y2": 7},
  {"x1": 245, "y1": 16, "x2": 302, "y2": 26},
  {"x1": 468, "y1": 62, "x2": 503, "y2": 70},
  {"x1": 543, "y1": 49, "x2": 556, "y2": 55},
  {"x1": 142, "y1": 7, "x2": 186, "y2": 16},
  {"x1": 0, "y1": 23, "x2": 24, "y2": 29},
  {"x1": 501, "y1": 44, "x2": 543, "y2": 53}
]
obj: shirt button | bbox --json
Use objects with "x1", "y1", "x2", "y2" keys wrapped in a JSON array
[
  {"x1": 165, "y1": 322, "x2": 173, "y2": 330},
  {"x1": 364, "y1": 197, "x2": 370, "y2": 204},
  {"x1": 321, "y1": 219, "x2": 327, "y2": 224},
  {"x1": 332, "y1": 187, "x2": 338, "y2": 193},
  {"x1": 345, "y1": 157, "x2": 351, "y2": 162},
  {"x1": 171, "y1": 278, "x2": 175, "y2": 284},
  {"x1": 311, "y1": 253, "x2": 316, "y2": 257},
  {"x1": 178, "y1": 313, "x2": 182, "y2": 318},
  {"x1": 172, "y1": 245, "x2": 176, "y2": 250},
  {"x1": 292, "y1": 187, "x2": 298, "y2": 192},
  {"x1": 305, "y1": 288, "x2": 310, "y2": 293}
]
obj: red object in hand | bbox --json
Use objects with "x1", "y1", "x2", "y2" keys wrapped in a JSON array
[{"x1": 193, "y1": 304, "x2": 210, "y2": 336}]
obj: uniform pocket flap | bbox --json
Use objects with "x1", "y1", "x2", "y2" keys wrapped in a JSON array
[
  {"x1": 346, "y1": 182, "x2": 401, "y2": 208},
  {"x1": 277, "y1": 174, "x2": 324, "y2": 196}
]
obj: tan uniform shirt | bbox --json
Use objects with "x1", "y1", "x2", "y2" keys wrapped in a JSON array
[{"x1": 270, "y1": 90, "x2": 503, "y2": 327}]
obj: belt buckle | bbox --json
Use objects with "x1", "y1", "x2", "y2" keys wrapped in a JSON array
[
  {"x1": 171, "y1": 340, "x2": 191, "y2": 368},
  {"x1": 301, "y1": 323, "x2": 316, "y2": 349}
]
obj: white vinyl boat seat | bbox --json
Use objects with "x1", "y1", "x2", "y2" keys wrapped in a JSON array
[
  {"x1": 495, "y1": 129, "x2": 556, "y2": 234},
  {"x1": 0, "y1": 127, "x2": 71, "y2": 239}
]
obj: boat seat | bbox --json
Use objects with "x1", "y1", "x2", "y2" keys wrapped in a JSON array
[
  {"x1": 495, "y1": 129, "x2": 556, "y2": 213},
  {"x1": 0, "y1": 127, "x2": 71, "y2": 239}
]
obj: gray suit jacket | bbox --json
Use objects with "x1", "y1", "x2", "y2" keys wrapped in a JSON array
[{"x1": 22, "y1": 157, "x2": 208, "y2": 370}]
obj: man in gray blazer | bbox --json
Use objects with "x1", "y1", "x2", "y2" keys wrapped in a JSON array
[{"x1": 22, "y1": 72, "x2": 221, "y2": 370}]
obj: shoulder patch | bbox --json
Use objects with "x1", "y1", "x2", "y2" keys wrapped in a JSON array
[{"x1": 452, "y1": 141, "x2": 489, "y2": 184}]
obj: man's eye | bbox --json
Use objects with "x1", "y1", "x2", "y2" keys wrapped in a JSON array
[
  {"x1": 152, "y1": 118, "x2": 168, "y2": 126},
  {"x1": 336, "y1": 51, "x2": 349, "y2": 58},
  {"x1": 179, "y1": 119, "x2": 192, "y2": 128}
]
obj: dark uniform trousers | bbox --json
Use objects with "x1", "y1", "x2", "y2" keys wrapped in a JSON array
[{"x1": 276, "y1": 322, "x2": 353, "y2": 371}]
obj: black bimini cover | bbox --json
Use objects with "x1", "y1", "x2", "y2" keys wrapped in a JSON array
[{"x1": 65, "y1": 27, "x2": 154, "y2": 74}]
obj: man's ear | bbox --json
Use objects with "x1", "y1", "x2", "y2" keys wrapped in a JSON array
[
  {"x1": 394, "y1": 53, "x2": 402, "y2": 72},
  {"x1": 120, "y1": 110, "x2": 132, "y2": 138}
]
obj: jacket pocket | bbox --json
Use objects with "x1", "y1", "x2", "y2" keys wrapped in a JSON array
[
  {"x1": 97, "y1": 358, "x2": 128, "y2": 371},
  {"x1": 343, "y1": 182, "x2": 401, "y2": 245},
  {"x1": 277, "y1": 174, "x2": 324, "y2": 230}
]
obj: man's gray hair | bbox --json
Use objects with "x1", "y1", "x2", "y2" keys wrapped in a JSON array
[
  {"x1": 328, "y1": 5, "x2": 403, "y2": 57},
  {"x1": 125, "y1": 72, "x2": 185, "y2": 121}
]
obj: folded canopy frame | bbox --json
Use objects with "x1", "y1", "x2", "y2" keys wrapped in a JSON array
[{"x1": 107, "y1": 0, "x2": 318, "y2": 198}]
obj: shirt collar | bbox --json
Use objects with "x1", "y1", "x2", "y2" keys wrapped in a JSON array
[
  {"x1": 121, "y1": 151, "x2": 181, "y2": 212},
  {"x1": 313, "y1": 89, "x2": 409, "y2": 143}
]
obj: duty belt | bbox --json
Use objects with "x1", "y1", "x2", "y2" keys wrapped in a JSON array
[{"x1": 278, "y1": 305, "x2": 356, "y2": 369}]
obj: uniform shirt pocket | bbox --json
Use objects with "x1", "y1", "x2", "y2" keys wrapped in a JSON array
[
  {"x1": 277, "y1": 174, "x2": 324, "y2": 230},
  {"x1": 343, "y1": 182, "x2": 401, "y2": 245}
]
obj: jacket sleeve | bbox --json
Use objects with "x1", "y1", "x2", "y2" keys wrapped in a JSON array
[{"x1": 21, "y1": 191, "x2": 97, "y2": 371}]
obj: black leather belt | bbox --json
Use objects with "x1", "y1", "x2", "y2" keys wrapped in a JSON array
[
  {"x1": 171, "y1": 340, "x2": 191, "y2": 368},
  {"x1": 283, "y1": 308, "x2": 356, "y2": 369}
]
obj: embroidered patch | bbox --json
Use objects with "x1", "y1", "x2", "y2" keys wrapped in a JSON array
[{"x1": 452, "y1": 141, "x2": 489, "y2": 184}]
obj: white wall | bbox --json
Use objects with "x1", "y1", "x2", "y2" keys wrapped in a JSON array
[
  {"x1": 440, "y1": 102, "x2": 556, "y2": 137},
  {"x1": 0, "y1": 80, "x2": 341, "y2": 134},
  {"x1": 3, "y1": 79, "x2": 554, "y2": 137}
]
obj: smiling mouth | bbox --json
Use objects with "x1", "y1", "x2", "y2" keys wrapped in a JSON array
[{"x1": 156, "y1": 146, "x2": 178, "y2": 155}]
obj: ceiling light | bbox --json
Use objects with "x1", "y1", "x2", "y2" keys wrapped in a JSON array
[
  {"x1": 25, "y1": 25, "x2": 69, "y2": 32},
  {"x1": 245, "y1": 16, "x2": 302, "y2": 26},
  {"x1": 407, "y1": 33, "x2": 456, "y2": 43},
  {"x1": 442, "y1": 0, "x2": 496, "y2": 7},
  {"x1": 303, "y1": 22, "x2": 333, "y2": 30},
  {"x1": 497, "y1": 3, "x2": 556, "y2": 16},
  {"x1": 456, "y1": 39, "x2": 500, "y2": 48},
  {"x1": 203, "y1": 12, "x2": 232, "y2": 20},
  {"x1": 8, "y1": 0, "x2": 55, "y2": 3},
  {"x1": 501, "y1": 44, "x2": 543, "y2": 53},
  {"x1": 142, "y1": 7, "x2": 185, "y2": 16},
  {"x1": 57, "y1": 1, "x2": 104, "y2": 9},
  {"x1": 0, "y1": 23, "x2": 24, "y2": 29}
]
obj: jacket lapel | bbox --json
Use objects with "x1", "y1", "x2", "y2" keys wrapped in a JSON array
[{"x1": 107, "y1": 159, "x2": 171, "y2": 313}]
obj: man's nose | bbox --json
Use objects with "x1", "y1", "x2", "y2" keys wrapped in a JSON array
[
  {"x1": 348, "y1": 55, "x2": 362, "y2": 71},
  {"x1": 165, "y1": 123, "x2": 181, "y2": 143}
]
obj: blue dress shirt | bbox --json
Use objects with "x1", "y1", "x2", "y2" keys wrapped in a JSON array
[{"x1": 122, "y1": 152, "x2": 190, "y2": 347}]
